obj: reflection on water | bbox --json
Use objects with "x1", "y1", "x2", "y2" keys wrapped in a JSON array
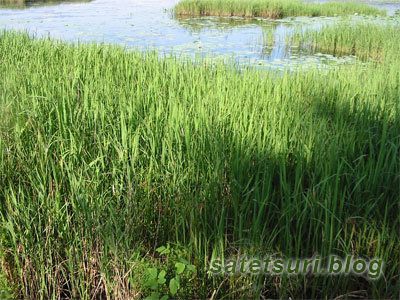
[{"x1": 0, "y1": 0, "x2": 399, "y2": 69}]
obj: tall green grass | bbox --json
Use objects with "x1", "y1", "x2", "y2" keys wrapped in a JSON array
[
  {"x1": 0, "y1": 30, "x2": 399, "y2": 298},
  {"x1": 174, "y1": 0, "x2": 385, "y2": 18},
  {"x1": 289, "y1": 22, "x2": 400, "y2": 61}
]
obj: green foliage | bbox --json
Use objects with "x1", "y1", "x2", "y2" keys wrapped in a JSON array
[
  {"x1": 0, "y1": 270, "x2": 14, "y2": 300},
  {"x1": 0, "y1": 30, "x2": 399, "y2": 298},
  {"x1": 0, "y1": 232, "x2": 14, "y2": 299},
  {"x1": 174, "y1": 0, "x2": 385, "y2": 18},
  {"x1": 143, "y1": 245, "x2": 197, "y2": 299},
  {"x1": 289, "y1": 22, "x2": 400, "y2": 62}
]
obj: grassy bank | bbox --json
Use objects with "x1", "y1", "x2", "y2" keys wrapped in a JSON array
[
  {"x1": 174, "y1": 0, "x2": 385, "y2": 18},
  {"x1": 289, "y1": 22, "x2": 400, "y2": 61},
  {"x1": 0, "y1": 30, "x2": 399, "y2": 299}
]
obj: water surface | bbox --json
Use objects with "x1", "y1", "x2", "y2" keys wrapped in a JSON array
[{"x1": 1, "y1": 0, "x2": 399, "y2": 69}]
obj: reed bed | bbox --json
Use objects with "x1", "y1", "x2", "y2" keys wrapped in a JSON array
[
  {"x1": 0, "y1": 0, "x2": 24, "y2": 4},
  {"x1": 289, "y1": 22, "x2": 400, "y2": 61},
  {"x1": 174, "y1": 0, "x2": 385, "y2": 18},
  {"x1": 0, "y1": 30, "x2": 399, "y2": 299}
]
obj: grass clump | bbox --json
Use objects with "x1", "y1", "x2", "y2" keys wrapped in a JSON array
[
  {"x1": 0, "y1": 30, "x2": 399, "y2": 298},
  {"x1": 174, "y1": 0, "x2": 385, "y2": 18},
  {"x1": 290, "y1": 22, "x2": 400, "y2": 61}
]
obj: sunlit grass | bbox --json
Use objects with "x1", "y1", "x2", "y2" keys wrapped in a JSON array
[
  {"x1": 0, "y1": 30, "x2": 399, "y2": 298},
  {"x1": 174, "y1": 0, "x2": 385, "y2": 18},
  {"x1": 289, "y1": 22, "x2": 400, "y2": 61}
]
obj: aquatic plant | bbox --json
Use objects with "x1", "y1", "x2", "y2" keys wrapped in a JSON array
[
  {"x1": 0, "y1": 0, "x2": 24, "y2": 4},
  {"x1": 0, "y1": 30, "x2": 399, "y2": 298},
  {"x1": 174, "y1": 0, "x2": 386, "y2": 18},
  {"x1": 289, "y1": 22, "x2": 400, "y2": 61}
]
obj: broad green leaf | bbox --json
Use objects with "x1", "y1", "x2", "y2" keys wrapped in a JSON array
[
  {"x1": 144, "y1": 292, "x2": 160, "y2": 300},
  {"x1": 175, "y1": 262, "x2": 185, "y2": 274},
  {"x1": 156, "y1": 246, "x2": 170, "y2": 255},
  {"x1": 158, "y1": 270, "x2": 166, "y2": 284},
  {"x1": 145, "y1": 278, "x2": 158, "y2": 290},
  {"x1": 169, "y1": 278, "x2": 179, "y2": 295},
  {"x1": 147, "y1": 268, "x2": 158, "y2": 280},
  {"x1": 158, "y1": 277, "x2": 166, "y2": 284}
]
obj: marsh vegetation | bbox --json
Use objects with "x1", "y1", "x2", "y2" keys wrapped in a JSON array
[
  {"x1": 289, "y1": 22, "x2": 400, "y2": 61},
  {"x1": 0, "y1": 0, "x2": 399, "y2": 299},
  {"x1": 174, "y1": 0, "x2": 386, "y2": 18}
]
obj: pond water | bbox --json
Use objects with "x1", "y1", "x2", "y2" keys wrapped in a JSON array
[{"x1": 0, "y1": 0, "x2": 399, "y2": 69}]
